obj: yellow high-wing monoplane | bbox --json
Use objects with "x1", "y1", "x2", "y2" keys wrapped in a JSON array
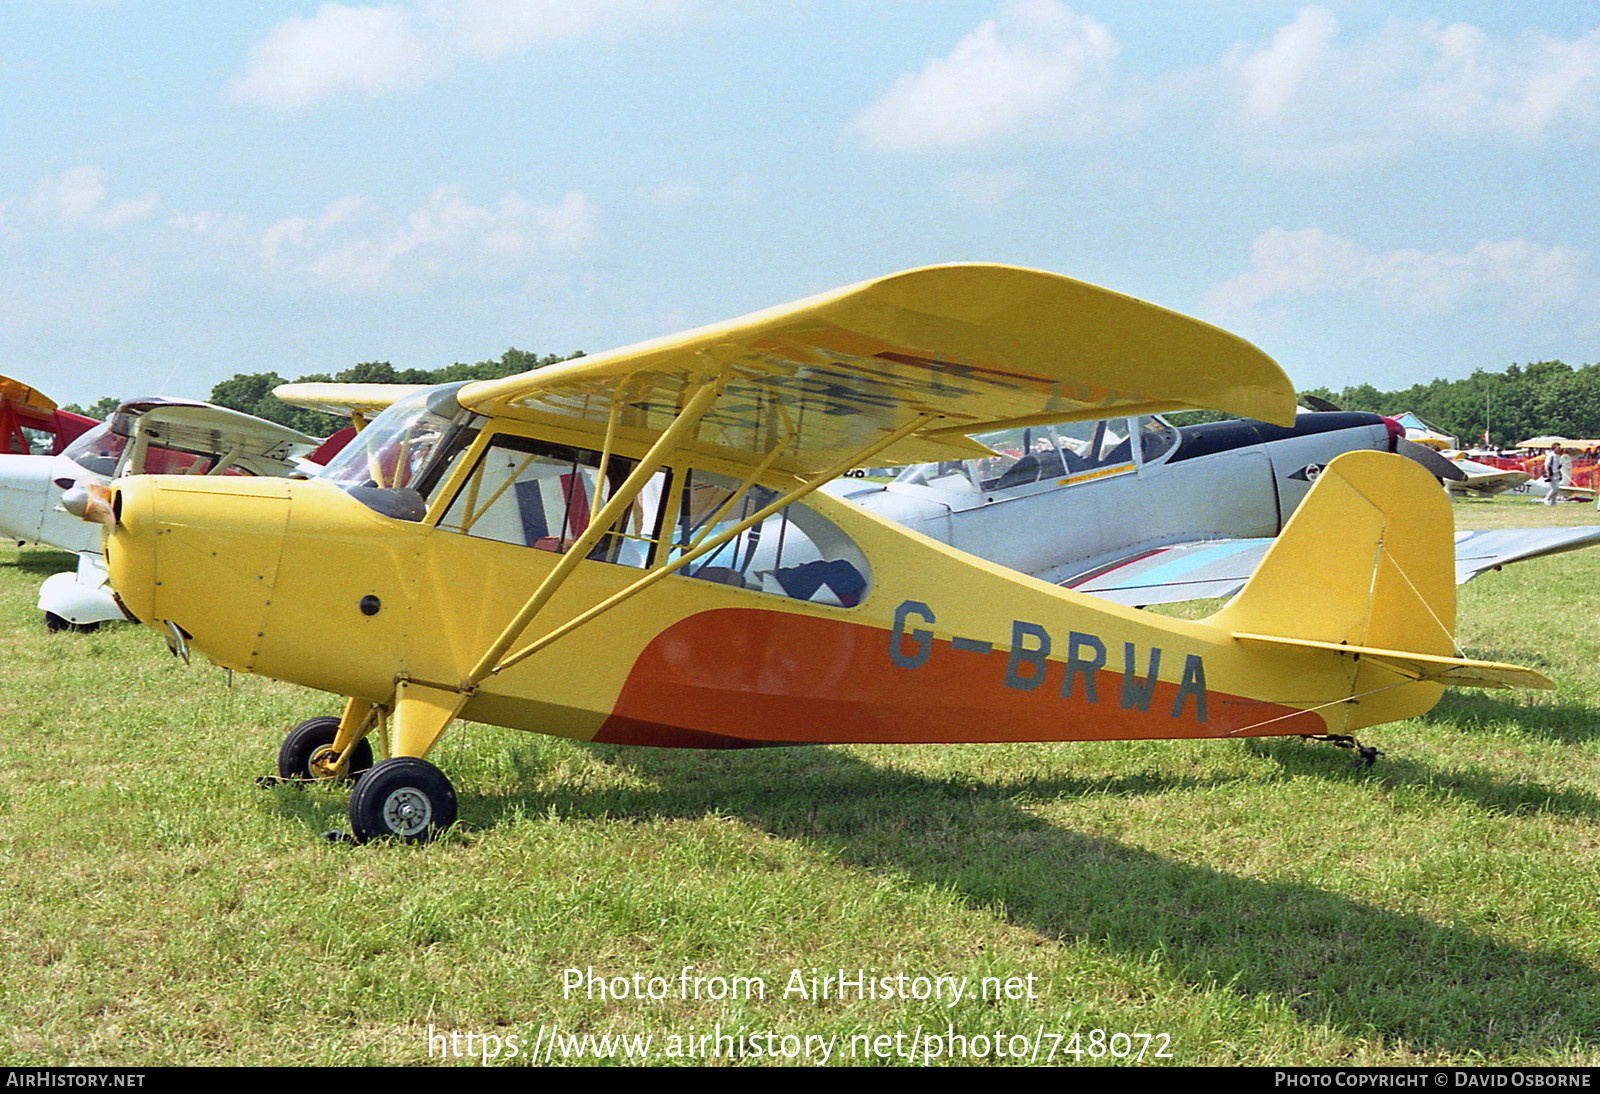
[{"x1": 93, "y1": 264, "x2": 1550, "y2": 842}]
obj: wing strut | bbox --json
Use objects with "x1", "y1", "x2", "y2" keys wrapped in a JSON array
[
  {"x1": 466, "y1": 378, "x2": 725, "y2": 683},
  {"x1": 483, "y1": 409, "x2": 939, "y2": 679}
]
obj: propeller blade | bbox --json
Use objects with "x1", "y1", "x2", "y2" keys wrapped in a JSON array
[{"x1": 1396, "y1": 438, "x2": 1467, "y2": 481}]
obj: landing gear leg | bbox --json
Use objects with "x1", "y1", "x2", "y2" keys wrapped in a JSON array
[{"x1": 277, "y1": 716, "x2": 375, "y2": 782}]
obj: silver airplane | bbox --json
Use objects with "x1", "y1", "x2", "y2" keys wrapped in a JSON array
[{"x1": 828, "y1": 411, "x2": 1600, "y2": 605}]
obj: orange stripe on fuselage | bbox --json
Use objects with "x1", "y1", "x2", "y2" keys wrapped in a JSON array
[{"x1": 594, "y1": 607, "x2": 1326, "y2": 749}]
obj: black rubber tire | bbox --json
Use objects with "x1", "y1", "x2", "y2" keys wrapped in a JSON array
[
  {"x1": 347, "y1": 757, "x2": 457, "y2": 843},
  {"x1": 277, "y1": 716, "x2": 374, "y2": 781}
]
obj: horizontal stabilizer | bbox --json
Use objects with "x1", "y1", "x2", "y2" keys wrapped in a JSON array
[{"x1": 1232, "y1": 632, "x2": 1554, "y2": 691}]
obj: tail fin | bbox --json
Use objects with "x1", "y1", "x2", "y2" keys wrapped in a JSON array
[{"x1": 1208, "y1": 451, "x2": 1549, "y2": 698}]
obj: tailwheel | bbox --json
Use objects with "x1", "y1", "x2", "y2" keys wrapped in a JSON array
[
  {"x1": 278, "y1": 716, "x2": 375, "y2": 782},
  {"x1": 347, "y1": 757, "x2": 457, "y2": 843}
]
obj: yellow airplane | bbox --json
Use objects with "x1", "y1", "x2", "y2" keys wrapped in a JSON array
[{"x1": 88, "y1": 264, "x2": 1550, "y2": 842}]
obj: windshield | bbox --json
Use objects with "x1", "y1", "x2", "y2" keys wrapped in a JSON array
[
  {"x1": 319, "y1": 383, "x2": 469, "y2": 494},
  {"x1": 62, "y1": 424, "x2": 127, "y2": 477}
]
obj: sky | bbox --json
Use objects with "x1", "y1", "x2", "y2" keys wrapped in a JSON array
[{"x1": 2, "y1": 0, "x2": 1598, "y2": 409}]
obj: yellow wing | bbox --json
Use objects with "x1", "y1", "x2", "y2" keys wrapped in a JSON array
[
  {"x1": 0, "y1": 376, "x2": 56, "y2": 412},
  {"x1": 457, "y1": 263, "x2": 1295, "y2": 477},
  {"x1": 273, "y1": 382, "x2": 429, "y2": 427}
]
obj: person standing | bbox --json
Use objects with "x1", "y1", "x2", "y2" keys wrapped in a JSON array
[{"x1": 1544, "y1": 444, "x2": 1569, "y2": 506}]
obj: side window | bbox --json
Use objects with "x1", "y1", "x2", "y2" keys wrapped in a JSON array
[
  {"x1": 1137, "y1": 416, "x2": 1178, "y2": 466},
  {"x1": 670, "y1": 470, "x2": 871, "y2": 607},
  {"x1": 437, "y1": 435, "x2": 665, "y2": 567},
  {"x1": 21, "y1": 426, "x2": 54, "y2": 455}
]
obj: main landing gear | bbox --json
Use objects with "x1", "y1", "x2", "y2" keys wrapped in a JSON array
[
  {"x1": 347, "y1": 757, "x2": 458, "y2": 843},
  {"x1": 273, "y1": 716, "x2": 457, "y2": 843}
]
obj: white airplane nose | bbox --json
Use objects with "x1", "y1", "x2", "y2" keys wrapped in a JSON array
[{"x1": 60, "y1": 483, "x2": 90, "y2": 518}]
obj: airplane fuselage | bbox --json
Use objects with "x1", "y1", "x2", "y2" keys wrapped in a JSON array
[
  {"x1": 833, "y1": 412, "x2": 1396, "y2": 585},
  {"x1": 104, "y1": 423, "x2": 1444, "y2": 753}
]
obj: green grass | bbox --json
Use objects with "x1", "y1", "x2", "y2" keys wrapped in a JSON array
[{"x1": 2, "y1": 493, "x2": 1600, "y2": 1065}]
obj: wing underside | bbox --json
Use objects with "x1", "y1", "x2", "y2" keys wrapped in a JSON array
[{"x1": 454, "y1": 264, "x2": 1297, "y2": 478}]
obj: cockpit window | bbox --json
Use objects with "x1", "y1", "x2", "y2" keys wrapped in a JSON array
[
  {"x1": 669, "y1": 470, "x2": 870, "y2": 607},
  {"x1": 21, "y1": 426, "x2": 53, "y2": 456},
  {"x1": 893, "y1": 421, "x2": 1149, "y2": 494},
  {"x1": 892, "y1": 460, "x2": 978, "y2": 492},
  {"x1": 436, "y1": 434, "x2": 663, "y2": 566}
]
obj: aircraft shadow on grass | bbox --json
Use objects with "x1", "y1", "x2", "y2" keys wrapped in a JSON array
[
  {"x1": 1244, "y1": 736, "x2": 1600, "y2": 819},
  {"x1": 272, "y1": 739, "x2": 1599, "y2": 1058},
  {"x1": 7, "y1": 548, "x2": 77, "y2": 577},
  {"x1": 1419, "y1": 689, "x2": 1600, "y2": 746}
]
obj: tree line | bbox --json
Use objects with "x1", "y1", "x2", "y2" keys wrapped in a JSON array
[
  {"x1": 63, "y1": 347, "x2": 583, "y2": 437},
  {"x1": 1301, "y1": 360, "x2": 1600, "y2": 448},
  {"x1": 1168, "y1": 359, "x2": 1599, "y2": 449}
]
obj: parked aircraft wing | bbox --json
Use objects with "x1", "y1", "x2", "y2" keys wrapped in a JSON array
[
  {"x1": 1445, "y1": 458, "x2": 1532, "y2": 496},
  {"x1": 457, "y1": 263, "x2": 1297, "y2": 476},
  {"x1": 113, "y1": 399, "x2": 320, "y2": 473},
  {"x1": 273, "y1": 382, "x2": 429, "y2": 426},
  {"x1": 1066, "y1": 526, "x2": 1600, "y2": 606},
  {"x1": 0, "y1": 376, "x2": 56, "y2": 411},
  {"x1": 1453, "y1": 527, "x2": 1600, "y2": 582}
]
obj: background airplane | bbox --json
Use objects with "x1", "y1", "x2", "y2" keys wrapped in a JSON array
[
  {"x1": 0, "y1": 375, "x2": 96, "y2": 456},
  {"x1": 827, "y1": 409, "x2": 1600, "y2": 605},
  {"x1": 1444, "y1": 456, "x2": 1533, "y2": 498},
  {"x1": 0, "y1": 397, "x2": 323, "y2": 630}
]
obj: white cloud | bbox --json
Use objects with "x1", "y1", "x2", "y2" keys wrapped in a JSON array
[
  {"x1": 1205, "y1": 227, "x2": 1593, "y2": 319},
  {"x1": 229, "y1": 0, "x2": 686, "y2": 109},
  {"x1": 847, "y1": 5, "x2": 1600, "y2": 164},
  {"x1": 228, "y1": 5, "x2": 437, "y2": 110},
  {"x1": 166, "y1": 210, "x2": 235, "y2": 235},
  {"x1": 1234, "y1": 6, "x2": 1337, "y2": 122},
  {"x1": 261, "y1": 186, "x2": 598, "y2": 290},
  {"x1": 1222, "y1": 7, "x2": 1600, "y2": 164},
  {"x1": 26, "y1": 166, "x2": 158, "y2": 230},
  {"x1": 849, "y1": 0, "x2": 1128, "y2": 153}
]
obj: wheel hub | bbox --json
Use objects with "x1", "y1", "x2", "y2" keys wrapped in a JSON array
[
  {"x1": 381, "y1": 788, "x2": 433, "y2": 837},
  {"x1": 307, "y1": 745, "x2": 343, "y2": 780}
]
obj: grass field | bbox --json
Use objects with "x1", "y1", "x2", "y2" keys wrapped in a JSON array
[{"x1": 2, "y1": 493, "x2": 1600, "y2": 1066}]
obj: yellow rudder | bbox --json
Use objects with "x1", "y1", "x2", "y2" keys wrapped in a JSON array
[
  {"x1": 1204, "y1": 451, "x2": 1548, "y2": 737},
  {"x1": 1208, "y1": 450, "x2": 1457, "y2": 657}
]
